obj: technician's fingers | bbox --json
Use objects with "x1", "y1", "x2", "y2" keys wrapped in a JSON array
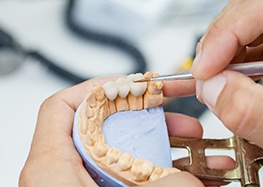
[
  {"x1": 174, "y1": 156, "x2": 235, "y2": 187},
  {"x1": 196, "y1": 70, "x2": 263, "y2": 148},
  {"x1": 197, "y1": 0, "x2": 239, "y2": 52},
  {"x1": 174, "y1": 156, "x2": 235, "y2": 173},
  {"x1": 141, "y1": 172, "x2": 204, "y2": 187},
  {"x1": 163, "y1": 79, "x2": 196, "y2": 97},
  {"x1": 192, "y1": 0, "x2": 263, "y2": 80},
  {"x1": 20, "y1": 78, "x2": 116, "y2": 187},
  {"x1": 165, "y1": 112, "x2": 203, "y2": 138}
]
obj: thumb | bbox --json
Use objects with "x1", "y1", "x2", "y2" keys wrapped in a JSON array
[
  {"x1": 141, "y1": 172, "x2": 204, "y2": 187},
  {"x1": 196, "y1": 70, "x2": 263, "y2": 148}
]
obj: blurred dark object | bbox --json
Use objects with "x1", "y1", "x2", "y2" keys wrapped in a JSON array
[
  {"x1": 163, "y1": 35, "x2": 207, "y2": 118},
  {"x1": 0, "y1": 0, "x2": 148, "y2": 84},
  {"x1": 164, "y1": 96, "x2": 207, "y2": 118},
  {"x1": 0, "y1": 28, "x2": 25, "y2": 75},
  {"x1": 65, "y1": 0, "x2": 147, "y2": 75}
]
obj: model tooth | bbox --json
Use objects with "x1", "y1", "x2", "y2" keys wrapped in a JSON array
[
  {"x1": 82, "y1": 118, "x2": 97, "y2": 134},
  {"x1": 127, "y1": 93, "x2": 143, "y2": 110},
  {"x1": 105, "y1": 148, "x2": 122, "y2": 165},
  {"x1": 131, "y1": 158, "x2": 154, "y2": 182},
  {"x1": 160, "y1": 168, "x2": 170, "y2": 178},
  {"x1": 148, "y1": 81, "x2": 163, "y2": 95},
  {"x1": 127, "y1": 73, "x2": 147, "y2": 97},
  {"x1": 83, "y1": 132, "x2": 96, "y2": 147},
  {"x1": 85, "y1": 92, "x2": 96, "y2": 108},
  {"x1": 87, "y1": 122, "x2": 95, "y2": 133},
  {"x1": 149, "y1": 167, "x2": 164, "y2": 182},
  {"x1": 108, "y1": 100, "x2": 117, "y2": 114},
  {"x1": 79, "y1": 118, "x2": 88, "y2": 135},
  {"x1": 102, "y1": 81, "x2": 118, "y2": 100},
  {"x1": 92, "y1": 142, "x2": 109, "y2": 158},
  {"x1": 115, "y1": 96, "x2": 129, "y2": 111},
  {"x1": 82, "y1": 100, "x2": 94, "y2": 118},
  {"x1": 118, "y1": 153, "x2": 134, "y2": 171},
  {"x1": 92, "y1": 86, "x2": 105, "y2": 102},
  {"x1": 115, "y1": 78, "x2": 130, "y2": 98},
  {"x1": 98, "y1": 133, "x2": 105, "y2": 143},
  {"x1": 167, "y1": 167, "x2": 180, "y2": 174}
]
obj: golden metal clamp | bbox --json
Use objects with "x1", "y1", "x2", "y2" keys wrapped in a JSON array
[{"x1": 170, "y1": 136, "x2": 263, "y2": 187}]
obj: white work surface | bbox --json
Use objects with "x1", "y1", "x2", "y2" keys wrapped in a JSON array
[{"x1": 0, "y1": 1, "x2": 262, "y2": 187}]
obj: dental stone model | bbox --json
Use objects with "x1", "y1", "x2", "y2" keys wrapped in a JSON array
[{"x1": 73, "y1": 72, "x2": 180, "y2": 186}]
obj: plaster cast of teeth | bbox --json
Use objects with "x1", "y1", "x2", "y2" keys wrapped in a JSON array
[
  {"x1": 115, "y1": 77, "x2": 130, "y2": 98},
  {"x1": 73, "y1": 72, "x2": 180, "y2": 186},
  {"x1": 127, "y1": 73, "x2": 147, "y2": 97},
  {"x1": 102, "y1": 81, "x2": 118, "y2": 100}
]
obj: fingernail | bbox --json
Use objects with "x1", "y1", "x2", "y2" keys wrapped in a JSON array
[
  {"x1": 201, "y1": 73, "x2": 226, "y2": 108},
  {"x1": 191, "y1": 50, "x2": 202, "y2": 71},
  {"x1": 196, "y1": 80, "x2": 204, "y2": 103}
]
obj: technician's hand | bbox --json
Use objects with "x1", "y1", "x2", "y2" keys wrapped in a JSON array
[
  {"x1": 19, "y1": 76, "x2": 234, "y2": 187},
  {"x1": 191, "y1": 0, "x2": 263, "y2": 148},
  {"x1": 18, "y1": 78, "x2": 119, "y2": 187}
]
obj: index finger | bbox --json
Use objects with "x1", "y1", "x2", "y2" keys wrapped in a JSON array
[
  {"x1": 162, "y1": 79, "x2": 196, "y2": 98},
  {"x1": 191, "y1": 0, "x2": 263, "y2": 80}
]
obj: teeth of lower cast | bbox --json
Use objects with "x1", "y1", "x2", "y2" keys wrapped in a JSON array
[
  {"x1": 117, "y1": 152, "x2": 134, "y2": 171},
  {"x1": 149, "y1": 167, "x2": 170, "y2": 182},
  {"x1": 92, "y1": 142, "x2": 109, "y2": 158},
  {"x1": 131, "y1": 158, "x2": 154, "y2": 182},
  {"x1": 105, "y1": 148, "x2": 122, "y2": 165},
  {"x1": 102, "y1": 73, "x2": 147, "y2": 100}
]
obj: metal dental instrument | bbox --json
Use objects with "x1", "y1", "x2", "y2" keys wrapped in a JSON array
[{"x1": 134, "y1": 61, "x2": 263, "y2": 82}]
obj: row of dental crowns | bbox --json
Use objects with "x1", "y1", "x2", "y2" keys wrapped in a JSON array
[{"x1": 78, "y1": 72, "x2": 180, "y2": 186}]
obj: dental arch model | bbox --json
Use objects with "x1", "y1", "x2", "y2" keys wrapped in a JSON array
[{"x1": 73, "y1": 72, "x2": 180, "y2": 186}]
